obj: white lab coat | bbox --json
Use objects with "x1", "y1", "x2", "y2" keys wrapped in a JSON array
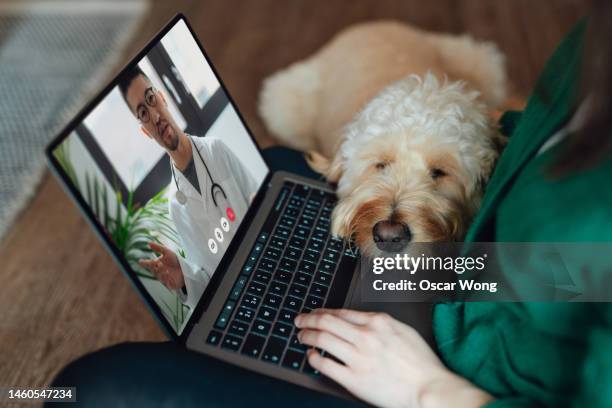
[{"x1": 169, "y1": 136, "x2": 258, "y2": 309}]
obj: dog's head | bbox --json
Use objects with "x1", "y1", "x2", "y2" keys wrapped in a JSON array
[{"x1": 309, "y1": 74, "x2": 503, "y2": 256}]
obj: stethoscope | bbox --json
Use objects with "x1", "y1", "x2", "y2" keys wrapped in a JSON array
[
  {"x1": 170, "y1": 136, "x2": 236, "y2": 255},
  {"x1": 170, "y1": 135, "x2": 227, "y2": 208}
]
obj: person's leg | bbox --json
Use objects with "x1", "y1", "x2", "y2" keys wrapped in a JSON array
[{"x1": 48, "y1": 342, "x2": 363, "y2": 408}]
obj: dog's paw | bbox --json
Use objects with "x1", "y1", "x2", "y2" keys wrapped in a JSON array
[{"x1": 305, "y1": 150, "x2": 342, "y2": 183}]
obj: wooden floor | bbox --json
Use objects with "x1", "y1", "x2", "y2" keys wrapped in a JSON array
[{"x1": 0, "y1": 0, "x2": 591, "y2": 397}]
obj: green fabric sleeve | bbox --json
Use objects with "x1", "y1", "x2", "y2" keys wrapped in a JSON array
[{"x1": 572, "y1": 307, "x2": 612, "y2": 407}]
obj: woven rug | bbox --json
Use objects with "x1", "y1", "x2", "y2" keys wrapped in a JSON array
[{"x1": 0, "y1": 0, "x2": 148, "y2": 239}]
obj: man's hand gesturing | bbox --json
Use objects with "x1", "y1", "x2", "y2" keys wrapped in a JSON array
[{"x1": 139, "y1": 242, "x2": 185, "y2": 290}]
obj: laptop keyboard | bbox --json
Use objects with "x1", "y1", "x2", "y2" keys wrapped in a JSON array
[{"x1": 206, "y1": 181, "x2": 359, "y2": 375}]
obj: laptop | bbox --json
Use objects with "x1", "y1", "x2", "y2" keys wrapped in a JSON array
[{"x1": 46, "y1": 14, "x2": 432, "y2": 400}]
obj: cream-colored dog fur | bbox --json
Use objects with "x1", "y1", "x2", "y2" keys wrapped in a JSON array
[{"x1": 259, "y1": 21, "x2": 507, "y2": 256}]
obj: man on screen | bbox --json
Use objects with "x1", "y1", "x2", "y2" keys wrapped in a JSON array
[{"x1": 118, "y1": 66, "x2": 258, "y2": 309}]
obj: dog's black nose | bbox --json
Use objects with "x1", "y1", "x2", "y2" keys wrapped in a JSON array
[{"x1": 373, "y1": 220, "x2": 411, "y2": 252}]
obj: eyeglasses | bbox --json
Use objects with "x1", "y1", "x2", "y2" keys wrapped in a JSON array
[{"x1": 136, "y1": 87, "x2": 157, "y2": 123}]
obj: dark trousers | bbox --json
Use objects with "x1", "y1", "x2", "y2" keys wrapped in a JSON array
[{"x1": 48, "y1": 147, "x2": 365, "y2": 408}]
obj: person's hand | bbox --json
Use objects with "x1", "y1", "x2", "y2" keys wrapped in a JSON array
[
  {"x1": 138, "y1": 242, "x2": 184, "y2": 290},
  {"x1": 295, "y1": 309, "x2": 493, "y2": 408}
]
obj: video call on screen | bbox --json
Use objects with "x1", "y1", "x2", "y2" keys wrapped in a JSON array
[{"x1": 53, "y1": 19, "x2": 268, "y2": 334}]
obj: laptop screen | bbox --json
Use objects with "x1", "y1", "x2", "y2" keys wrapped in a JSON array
[{"x1": 50, "y1": 17, "x2": 269, "y2": 335}]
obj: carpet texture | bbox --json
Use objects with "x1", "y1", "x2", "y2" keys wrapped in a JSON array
[{"x1": 0, "y1": 0, "x2": 148, "y2": 239}]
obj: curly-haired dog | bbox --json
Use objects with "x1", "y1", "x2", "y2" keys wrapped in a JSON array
[{"x1": 259, "y1": 21, "x2": 507, "y2": 256}]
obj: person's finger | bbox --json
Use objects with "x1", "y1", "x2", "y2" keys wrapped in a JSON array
[
  {"x1": 309, "y1": 309, "x2": 403, "y2": 333},
  {"x1": 298, "y1": 329, "x2": 356, "y2": 365},
  {"x1": 303, "y1": 308, "x2": 373, "y2": 326},
  {"x1": 141, "y1": 259, "x2": 166, "y2": 278},
  {"x1": 138, "y1": 259, "x2": 155, "y2": 270},
  {"x1": 295, "y1": 311, "x2": 362, "y2": 345},
  {"x1": 305, "y1": 349, "x2": 353, "y2": 387},
  {"x1": 148, "y1": 242, "x2": 169, "y2": 256}
]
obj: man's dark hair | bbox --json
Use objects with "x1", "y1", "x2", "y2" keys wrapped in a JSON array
[{"x1": 117, "y1": 65, "x2": 150, "y2": 108}]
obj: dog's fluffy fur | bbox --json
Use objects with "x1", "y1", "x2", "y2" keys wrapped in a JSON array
[{"x1": 259, "y1": 21, "x2": 507, "y2": 256}]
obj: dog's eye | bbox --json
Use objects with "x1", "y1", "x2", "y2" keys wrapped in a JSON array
[
  {"x1": 431, "y1": 168, "x2": 447, "y2": 180},
  {"x1": 375, "y1": 161, "x2": 388, "y2": 170}
]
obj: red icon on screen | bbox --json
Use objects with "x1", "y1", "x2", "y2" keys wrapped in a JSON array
[{"x1": 226, "y1": 207, "x2": 236, "y2": 222}]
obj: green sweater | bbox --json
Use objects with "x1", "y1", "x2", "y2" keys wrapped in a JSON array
[{"x1": 433, "y1": 21, "x2": 612, "y2": 407}]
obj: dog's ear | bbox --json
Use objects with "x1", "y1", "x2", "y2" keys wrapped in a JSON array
[{"x1": 306, "y1": 151, "x2": 343, "y2": 183}]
